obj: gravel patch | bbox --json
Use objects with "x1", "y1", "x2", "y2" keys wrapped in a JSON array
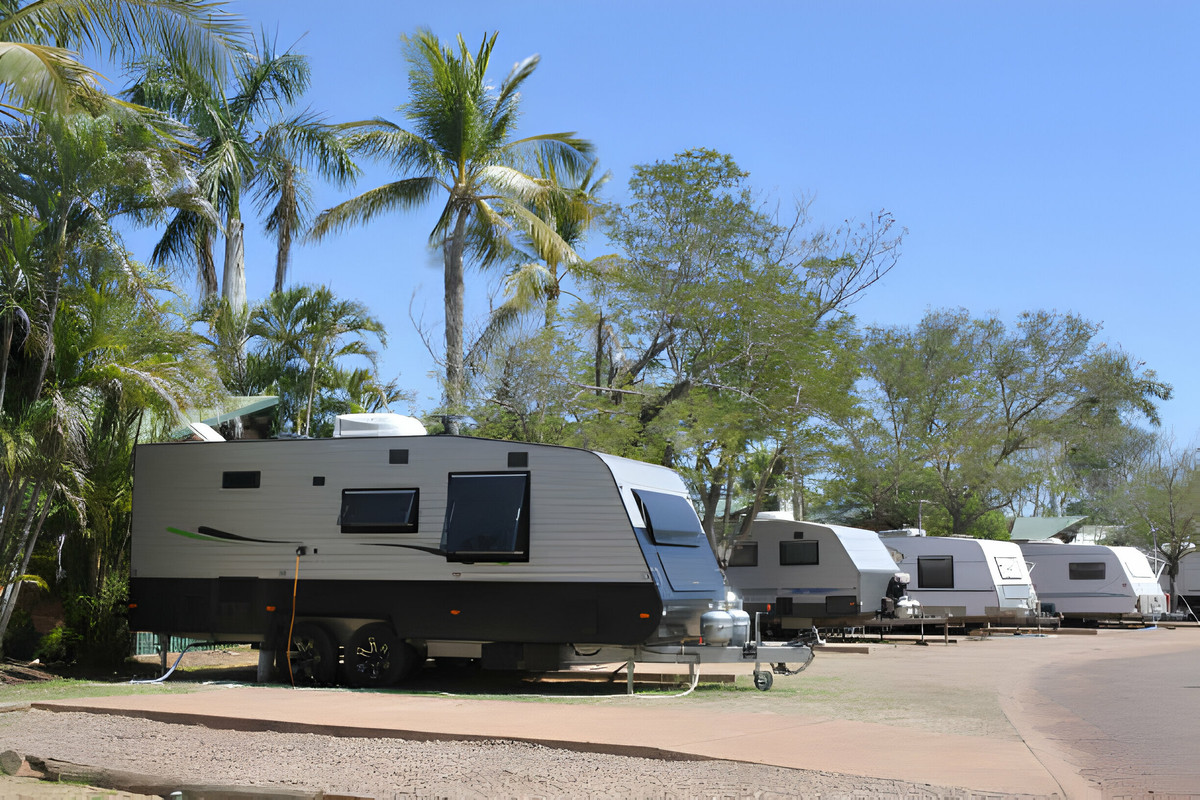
[{"x1": 0, "y1": 709, "x2": 1025, "y2": 799}]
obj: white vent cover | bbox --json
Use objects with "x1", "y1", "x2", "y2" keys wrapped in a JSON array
[{"x1": 333, "y1": 413, "x2": 426, "y2": 438}]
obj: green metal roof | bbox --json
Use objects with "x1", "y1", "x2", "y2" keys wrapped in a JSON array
[{"x1": 1010, "y1": 516, "x2": 1087, "y2": 541}]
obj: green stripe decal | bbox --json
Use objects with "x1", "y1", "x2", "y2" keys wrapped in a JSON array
[{"x1": 167, "y1": 526, "x2": 225, "y2": 541}]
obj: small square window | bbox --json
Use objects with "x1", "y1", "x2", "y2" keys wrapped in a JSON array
[
  {"x1": 779, "y1": 540, "x2": 818, "y2": 565},
  {"x1": 918, "y1": 555, "x2": 954, "y2": 588},
  {"x1": 222, "y1": 471, "x2": 260, "y2": 489},
  {"x1": 727, "y1": 542, "x2": 758, "y2": 567},
  {"x1": 507, "y1": 452, "x2": 528, "y2": 468},
  {"x1": 389, "y1": 449, "x2": 409, "y2": 465}
]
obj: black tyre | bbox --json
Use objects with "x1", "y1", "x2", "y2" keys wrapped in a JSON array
[
  {"x1": 279, "y1": 622, "x2": 337, "y2": 685},
  {"x1": 344, "y1": 622, "x2": 411, "y2": 688}
]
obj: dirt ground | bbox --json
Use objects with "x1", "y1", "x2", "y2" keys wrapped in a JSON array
[{"x1": 2, "y1": 626, "x2": 1198, "y2": 798}]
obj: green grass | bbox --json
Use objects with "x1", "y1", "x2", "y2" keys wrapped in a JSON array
[{"x1": 0, "y1": 676, "x2": 202, "y2": 704}]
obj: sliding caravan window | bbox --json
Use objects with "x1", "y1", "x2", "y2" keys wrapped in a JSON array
[
  {"x1": 339, "y1": 488, "x2": 419, "y2": 533},
  {"x1": 441, "y1": 472, "x2": 530, "y2": 562},
  {"x1": 779, "y1": 539, "x2": 819, "y2": 565},
  {"x1": 632, "y1": 490, "x2": 705, "y2": 547},
  {"x1": 917, "y1": 555, "x2": 954, "y2": 588},
  {"x1": 727, "y1": 542, "x2": 758, "y2": 567},
  {"x1": 1069, "y1": 561, "x2": 1106, "y2": 581}
]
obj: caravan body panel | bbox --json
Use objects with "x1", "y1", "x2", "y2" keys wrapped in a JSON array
[
  {"x1": 881, "y1": 534, "x2": 1038, "y2": 624},
  {"x1": 130, "y1": 435, "x2": 725, "y2": 647},
  {"x1": 1018, "y1": 541, "x2": 1165, "y2": 620},
  {"x1": 724, "y1": 518, "x2": 899, "y2": 628}
]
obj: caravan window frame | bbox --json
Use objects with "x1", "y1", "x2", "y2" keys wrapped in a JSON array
[
  {"x1": 779, "y1": 539, "x2": 819, "y2": 566},
  {"x1": 917, "y1": 555, "x2": 955, "y2": 588},
  {"x1": 727, "y1": 542, "x2": 758, "y2": 567},
  {"x1": 1069, "y1": 561, "x2": 1106, "y2": 581},
  {"x1": 339, "y1": 488, "x2": 419, "y2": 534},
  {"x1": 441, "y1": 472, "x2": 530, "y2": 563},
  {"x1": 631, "y1": 490, "x2": 705, "y2": 548}
]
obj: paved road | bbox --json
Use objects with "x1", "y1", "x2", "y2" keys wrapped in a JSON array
[{"x1": 1033, "y1": 631, "x2": 1200, "y2": 795}]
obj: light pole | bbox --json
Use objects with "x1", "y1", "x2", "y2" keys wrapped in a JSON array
[{"x1": 918, "y1": 499, "x2": 931, "y2": 534}]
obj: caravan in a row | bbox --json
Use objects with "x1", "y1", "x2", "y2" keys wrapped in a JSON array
[
  {"x1": 723, "y1": 513, "x2": 914, "y2": 635},
  {"x1": 129, "y1": 417, "x2": 814, "y2": 689},
  {"x1": 878, "y1": 530, "x2": 1040, "y2": 624},
  {"x1": 1016, "y1": 541, "x2": 1165, "y2": 622}
]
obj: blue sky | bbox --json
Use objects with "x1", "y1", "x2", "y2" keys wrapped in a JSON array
[{"x1": 113, "y1": 1, "x2": 1199, "y2": 437}]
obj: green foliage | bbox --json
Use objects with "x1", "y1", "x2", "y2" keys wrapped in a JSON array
[
  {"x1": 828, "y1": 308, "x2": 1170, "y2": 535},
  {"x1": 2, "y1": 608, "x2": 38, "y2": 659},
  {"x1": 34, "y1": 624, "x2": 80, "y2": 663},
  {"x1": 311, "y1": 29, "x2": 592, "y2": 422}
]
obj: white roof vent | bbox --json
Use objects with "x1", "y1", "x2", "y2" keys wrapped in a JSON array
[{"x1": 333, "y1": 413, "x2": 426, "y2": 438}]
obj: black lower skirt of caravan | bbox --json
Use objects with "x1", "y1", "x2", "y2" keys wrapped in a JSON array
[{"x1": 129, "y1": 576, "x2": 664, "y2": 646}]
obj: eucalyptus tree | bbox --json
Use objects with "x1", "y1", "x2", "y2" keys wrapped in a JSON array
[
  {"x1": 127, "y1": 30, "x2": 358, "y2": 307},
  {"x1": 580, "y1": 149, "x2": 894, "y2": 544},
  {"x1": 0, "y1": 0, "x2": 243, "y2": 117},
  {"x1": 310, "y1": 30, "x2": 593, "y2": 431},
  {"x1": 1116, "y1": 435, "x2": 1200, "y2": 608},
  {"x1": 838, "y1": 309, "x2": 1171, "y2": 536}
]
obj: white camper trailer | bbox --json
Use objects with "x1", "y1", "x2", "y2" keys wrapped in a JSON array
[
  {"x1": 724, "y1": 514, "x2": 913, "y2": 633},
  {"x1": 878, "y1": 530, "x2": 1040, "y2": 624},
  {"x1": 1163, "y1": 549, "x2": 1199, "y2": 618},
  {"x1": 1017, "y1": 541, "x2": 1166, "y2": 622},
  {"x1": 130, "y1": 418, "x2": 813, "y2": 689}
]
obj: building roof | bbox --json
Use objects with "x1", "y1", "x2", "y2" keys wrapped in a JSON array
[{"x1": 1010, "y1": 516, "x2": 1088, "y2": 541}]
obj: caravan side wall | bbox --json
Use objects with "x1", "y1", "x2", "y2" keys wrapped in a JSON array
[
  {"x1": 724, "y1": 520, "x2": 897, "y2": 628},
  {"x1": 130, "y1": 436, "x2": 724, "y2": 648},
  {"x1": 1019, "y1": 542, "x2": 1164, "y2": 620},
  {"x1": 882, "y1": 537, "x2": 1037, "y2": 623}
]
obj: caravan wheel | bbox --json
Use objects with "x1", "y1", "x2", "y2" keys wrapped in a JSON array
[
  {"x1": 280, "y1": 622, "x2": 337, "y2": 685},
  {"x1": 343, "y1": 623, "x2": 412, "y2": 688}
]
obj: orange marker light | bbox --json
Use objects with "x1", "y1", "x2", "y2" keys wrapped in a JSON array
[
  {"x1": 127, "y1": 603, "x2": 137, "y2": 609},
  {"x1": 266, "y1": 606, "x2": 276, "y2": 612},
  {"x1": 450, "y1": 609, "x2": 461, "y2": 615},
  {"x1": 638, "y1": 613, "x2": 651, "y2": 619}
]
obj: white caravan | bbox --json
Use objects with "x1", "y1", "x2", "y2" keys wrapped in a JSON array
[
  {"x1": 1017, "y1": 541, "x2": 1166, "y2": 621},
  {"x1": 878, "y1": 530, "x2": 1040, "y2": 624},
  {"x1": 1163, "y1": 549, "x2": 1199, "y2": 617},
  {"x1": 724, "y1": 514, "x2": 913, "y2": 633},
  {"x1": 130, "y1": 417, "x2": 813, "y2": 689}
]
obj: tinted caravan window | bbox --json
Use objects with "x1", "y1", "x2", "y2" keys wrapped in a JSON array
[
  {"x1": 1069, "y1": 561, "x2": 1106, "y2": 580},
  {"x1": 779, "y1": 539, "x2": 819, "y2": 565},
  {"x1": 727, "y1": 542, "x2": 758, "y2": 567},
  {"x1": 918, "y1": 555, "x2": 954, "y2": 588},
  {"x1": 632, "y1": 490, "x2": 705, "y2": 547},
  {"x1": 340, "y1": 488, "x2": 419, "y2": 533},
  {"x1": 441, "y1": 473, "x2": 529, "y2": 562}
]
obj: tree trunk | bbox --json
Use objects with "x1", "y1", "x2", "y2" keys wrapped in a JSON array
[
  {"x1": 222, "y1": 216, "x2": 247, "y2": 312},
  {"x1": 199, "y1": 227, "x2": 219, "y2": 300},
  {"x1": 274, "y1": 164, "x2": 296, "y2": 294},
  {"x1": 0, "y1": 483, "x2": 53, "y2": 654},
  {"x1": 441, "y1": 208, "x2": 469, "y2": 433}
]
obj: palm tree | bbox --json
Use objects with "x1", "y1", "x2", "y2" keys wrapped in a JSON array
[
  {"x1": 310, "y1": 30, "x2": 593, "y2": 432},
  {"x1": 127, "y1": 30, "x2": 358, "y2": 308},
  {"x1": 249, "y1": 285, "x2": 385, "y2": 437},
  {"x1": 468, "y1": 156, "x2": 610, "y2": 368},
  {"x1": 0, "y1": 0, "x2": 244, "y2": 117}
]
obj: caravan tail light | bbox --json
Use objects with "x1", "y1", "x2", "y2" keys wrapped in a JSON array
[{"x1": 639, "y1": 613, "x2": 650, "y2": 619}]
